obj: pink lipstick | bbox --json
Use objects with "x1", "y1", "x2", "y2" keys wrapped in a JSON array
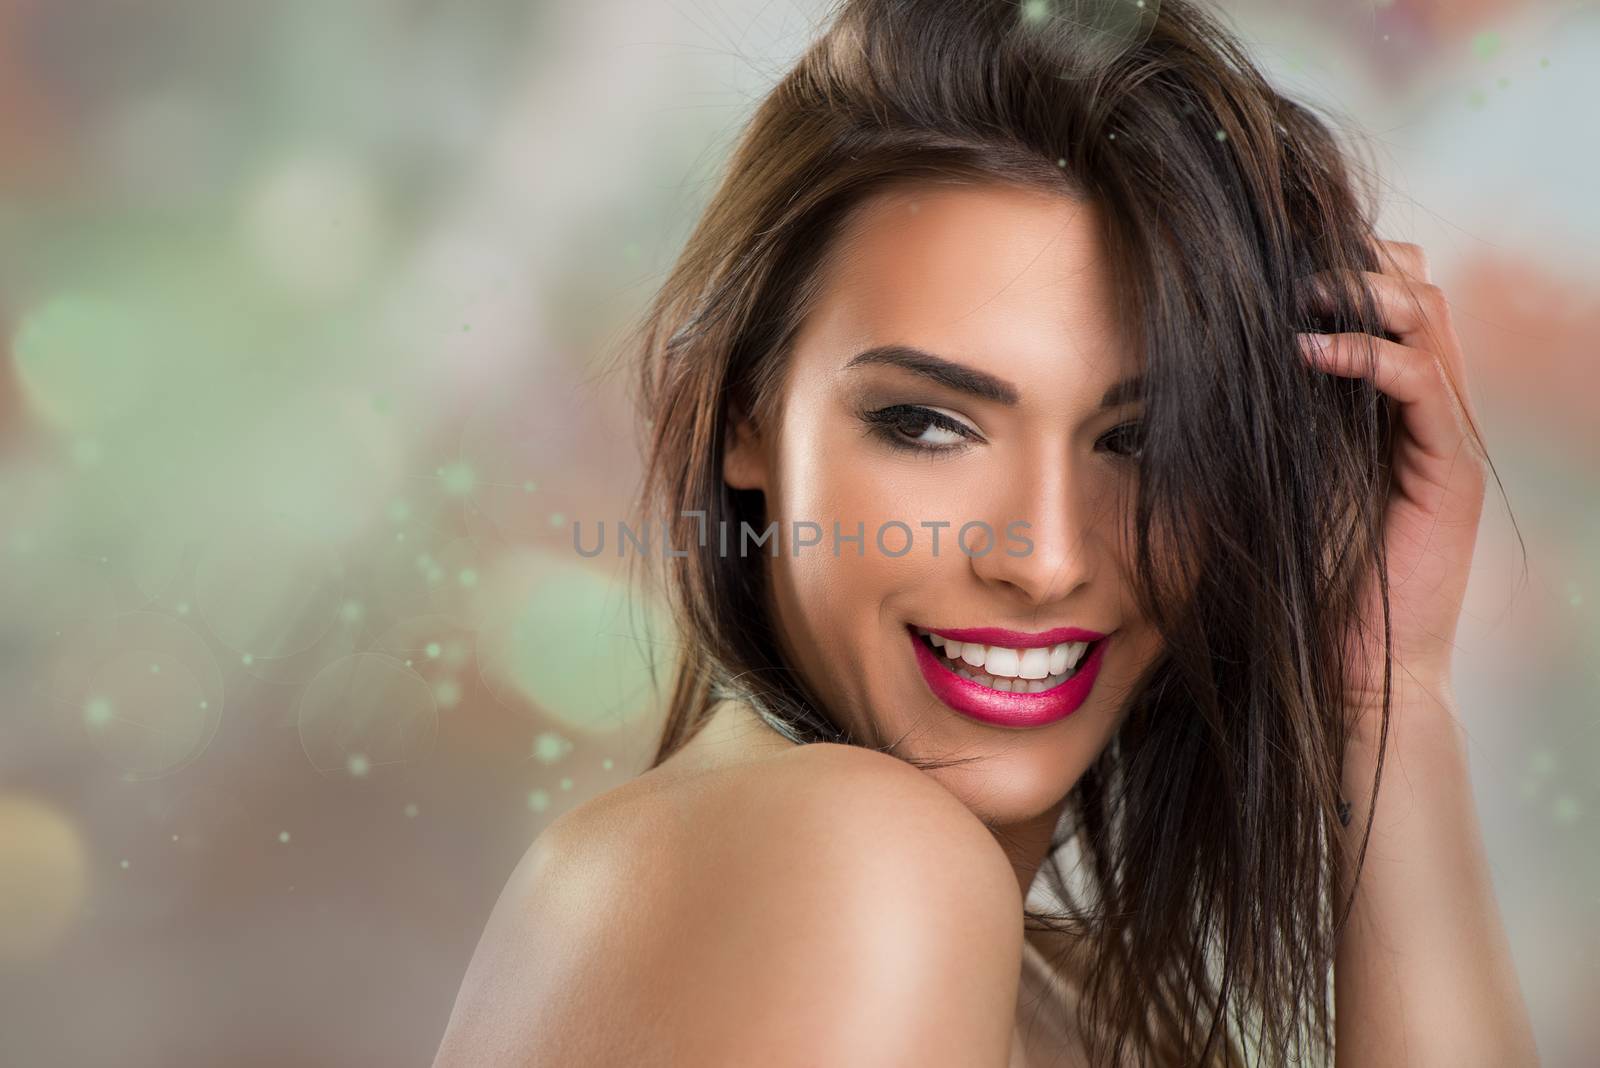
[
  {"x1": 925, "y1": 625, "x2": 1104, "y2": 647},
  {"x1": 908, "y1": 624, "x2": 1110, "y2": 729}
]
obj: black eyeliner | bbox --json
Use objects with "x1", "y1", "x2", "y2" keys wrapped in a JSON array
[{"x1": 859, "y1": 404, "x2": 981, "y2": 455}]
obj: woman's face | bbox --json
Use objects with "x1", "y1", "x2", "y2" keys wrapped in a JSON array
[{"x1": 723, "y1": 180, "x2": 1165, "y2": 830}]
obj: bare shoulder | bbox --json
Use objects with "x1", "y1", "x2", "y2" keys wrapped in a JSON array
[{"x1": 432, "y1": 742, "x2": 1023, "y2": 1067}]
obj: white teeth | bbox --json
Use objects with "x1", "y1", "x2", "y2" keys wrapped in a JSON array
[
  {"x1": 951, "y1": 664, "x2": 1071, "y2": 693},
  {"x1": 983, "y1": 646, "x2": 1020, "y2": 677},
  {"x1": 918, "y1": 629, "x2": 1100, "y2": 693},
  {"x1": 1018, "y1": 647, "x2": 1050, "y2": 679}
]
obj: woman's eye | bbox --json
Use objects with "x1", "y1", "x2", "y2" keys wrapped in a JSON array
[
  {"x1": 1098, "y1": 421, "x2": 1146, "y2": 460},
  {"x1": 863, "y1": 404, "x2": 978, "y2": 452}
]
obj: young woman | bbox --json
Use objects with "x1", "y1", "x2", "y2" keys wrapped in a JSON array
[{"x1": 434, "y1": 1, "x2": 1538, "y2": 1063}]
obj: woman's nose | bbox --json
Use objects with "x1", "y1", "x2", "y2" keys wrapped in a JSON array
[{"x1": 967, "y1": 463, "x2": 1101, "y2": 609}]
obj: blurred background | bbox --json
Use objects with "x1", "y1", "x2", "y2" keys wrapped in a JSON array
[{"x1": 0, "y1": 0, "x2": 1594, "y2": 1064}]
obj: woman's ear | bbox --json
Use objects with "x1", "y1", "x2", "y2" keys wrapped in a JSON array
[{"x1": 722, "y1": 408, "x2": 769, "y2": 492}]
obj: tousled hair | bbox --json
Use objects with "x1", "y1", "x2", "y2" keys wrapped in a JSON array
[{"x1": 620, "y1": 1, "x2": 1512, "y2": 1063}]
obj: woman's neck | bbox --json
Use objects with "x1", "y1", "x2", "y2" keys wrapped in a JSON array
[{"x1": 661, "y1": 699, "x2": 799, "y2": 777}]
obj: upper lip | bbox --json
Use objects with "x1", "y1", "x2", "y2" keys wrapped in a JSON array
[{"x1": 914, "y1": 624, "x2": 1108, "y2": 647}]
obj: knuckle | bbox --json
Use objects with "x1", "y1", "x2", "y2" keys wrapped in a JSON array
[
  {"x1": 1416, "y1": 282, "x2": 1448, "y2": 312},
  {"x1": 1380, "y1": 239, "x2": 1429, "y2": 279}
]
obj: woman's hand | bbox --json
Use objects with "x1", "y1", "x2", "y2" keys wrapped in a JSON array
[
  {"x1": 1297, "y1": 237, "x2": 1488, "y2": 734},
  {"x1": 1300, "y1": 239, "x2": 1539, "y2": 1065}
]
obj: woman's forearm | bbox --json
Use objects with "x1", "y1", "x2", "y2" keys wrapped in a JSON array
[{"x1": 1334, "y1": 678, "x2": 1539, "y2": 1065}]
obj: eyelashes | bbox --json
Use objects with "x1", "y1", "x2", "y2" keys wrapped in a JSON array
[
  {"x1": 860, "y1": 404, "x2": 980, "y2": 453},
  {"x1": 1097, "y1": 420, "x2": 1146, "y2": 460},
  {"x1": 859, "y1": 403, "x2": 1146, "y2": 461}
]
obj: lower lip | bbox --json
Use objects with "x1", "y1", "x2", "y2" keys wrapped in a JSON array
[{"x1": 909, "y1": 627, "x2": 1109, "y2": 729}]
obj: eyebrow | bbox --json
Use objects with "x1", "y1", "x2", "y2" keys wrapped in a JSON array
[{"x1": 843, "y1": 344, "x2": 1144, "y2": 409}]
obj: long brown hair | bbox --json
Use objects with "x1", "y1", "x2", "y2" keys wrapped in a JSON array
[{"x1": 619, "y1": 0, "x2": 1510, "y2": 1063}]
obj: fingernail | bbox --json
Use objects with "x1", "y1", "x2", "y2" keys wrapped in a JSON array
[{"x1": 1297, "y1": 332, "x2": 1330, "y2": 354}]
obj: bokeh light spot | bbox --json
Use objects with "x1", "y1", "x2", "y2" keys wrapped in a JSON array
[
  {"x1": 0, "y1": 795, "x2": 91, "y2": 962},
  {"x1": 40, "y1": 613, "x2": 224, "y2": 779},
  {"x1": 240, "y1": 154, "x2": 384, "y2": 301},
  {"x1": 84, "y1": 698, "x2": 113, "y2": 728},
  {"x1": 477, "y1": 553, "x2": 674, "y2": 733},
  {"x1": 438, "y1": 462, "x2": 476, "y2": 496},
  {"x1": 298, "y1": 653, "x2": 437, "y2": 775},
  {"x1": 533, "y1": 732, "x2": 572, "y2": 764},
  {"x1": 11, "y1": 294, "x2": 160, "y2": 432},
  {"x1": 83, "y1": 649, "x2": 211, "y2": 778}
]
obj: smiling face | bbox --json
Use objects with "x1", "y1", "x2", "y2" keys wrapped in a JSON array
[{"x1": 723, "y1": 180, "x2": 1166, "y2": 830}]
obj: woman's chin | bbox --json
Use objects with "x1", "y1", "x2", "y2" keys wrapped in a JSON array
[{"x1": 914, "y1": 745, "x2": 1092, "y2": 830}]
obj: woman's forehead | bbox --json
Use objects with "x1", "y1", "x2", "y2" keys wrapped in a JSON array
[{"x1": 797, "y1": 183, "x2": 1134, "y2": 392}]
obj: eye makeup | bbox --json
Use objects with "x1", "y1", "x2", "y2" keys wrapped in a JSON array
[
  {"x1": 859, "y1": 403, "x2": 983, "y2": 454},
  {"x1": 857, "y1": 401, "x2": 1146, "y2": 462}
]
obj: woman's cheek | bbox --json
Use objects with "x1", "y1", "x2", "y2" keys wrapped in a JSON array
[
  {"x1": 835, "y1": 439, "x2": 955, "y2": 534},
  {"x1": 771, "y1": 443, "x2": 938, "y2": 609}
]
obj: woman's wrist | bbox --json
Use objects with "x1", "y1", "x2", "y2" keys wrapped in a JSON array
[
  {"x1": 1344, "y1": 668, "x2": 1466, "y2": 759},
  {"x1": 1342, "y1": 673, "x2": 1472, "y2": 805}
]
